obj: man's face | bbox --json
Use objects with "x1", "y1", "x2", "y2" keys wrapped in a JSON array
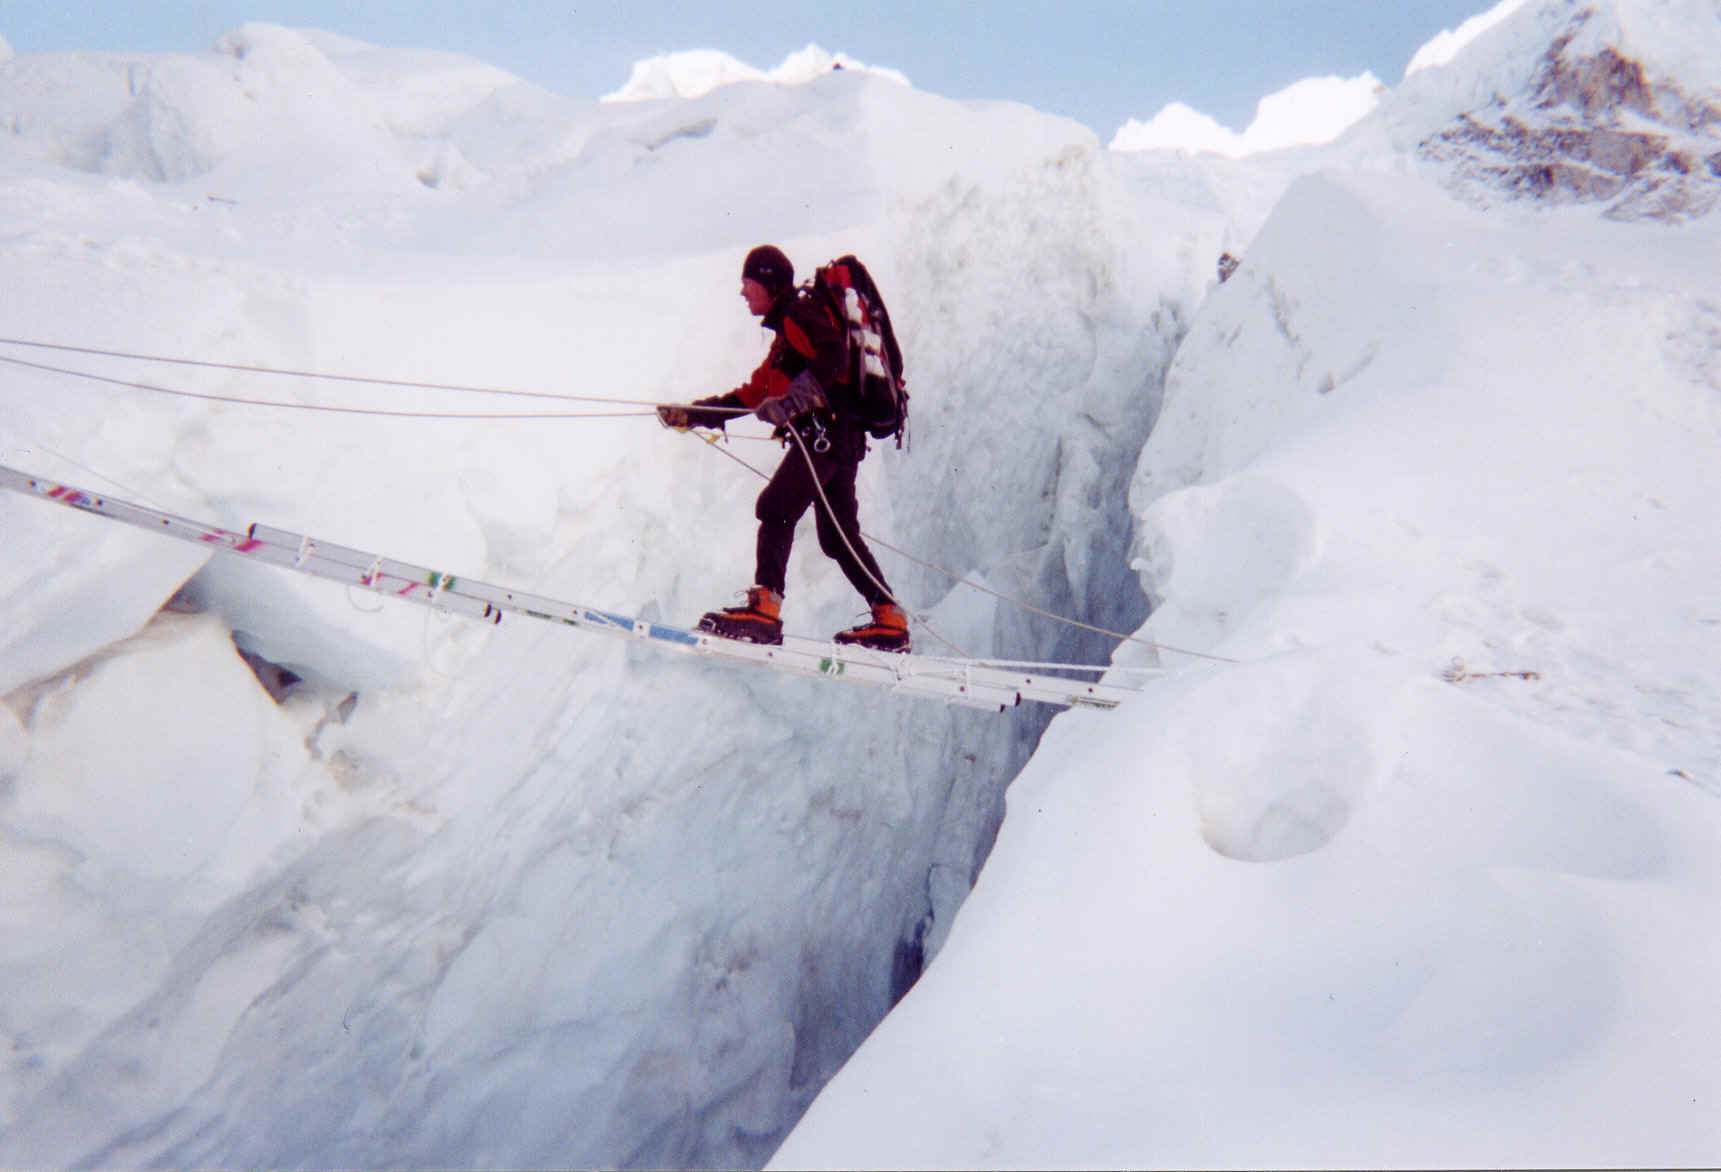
[{"x1": 741, "y1": 277, "x2": 774, "y2": 316}]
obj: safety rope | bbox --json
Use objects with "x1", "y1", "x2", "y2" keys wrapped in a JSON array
[
  {"x1": 0, "y1": 336, "x2": 663, "y2": 409},
  {"x1": 784, "y1": 425, "x2": 972, "y2": 659},
  {"x1": 0, "y1": 331, "x2": 1229, "y2": 666},
  {"x1": 0, "y1": 353, "x2": 658, "y2": 421},
  {"x1": 690, "y1": 426, "x2": 1238, "y2": 666}
]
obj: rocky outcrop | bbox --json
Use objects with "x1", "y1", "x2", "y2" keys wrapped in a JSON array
[{"x1": 1420, "y1": 12, "x2": 1721, "y2": 221}]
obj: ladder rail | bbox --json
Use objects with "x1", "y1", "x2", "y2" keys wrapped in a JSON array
[{"x1": 2, "y1": 464, "x2": 1148, "y2": 712}]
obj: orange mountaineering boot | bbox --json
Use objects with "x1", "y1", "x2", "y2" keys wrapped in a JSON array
[
  {"x1": 833, "y1": 602, "x2": 911, "y2": 653},
  {"x1": 698, "y1": 586, "x2": 785, "y2": 646}
]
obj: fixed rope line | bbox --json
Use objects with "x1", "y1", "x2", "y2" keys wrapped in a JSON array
[
  {"x1": 0, "y1": 335, "x2": 670, "y2": 410},
  {"x1": 0, "y1": 354, "x2": 660, "y2": 421},
  {"x1": 4, "y1": 331, "x2": 1222, "y2": 664},
  {"x1": 784, "y1": 425, "x2": 972, "y2": 660},
  {"x1": 691, "y1": 427, "x2": 1238, "y2": 666}
]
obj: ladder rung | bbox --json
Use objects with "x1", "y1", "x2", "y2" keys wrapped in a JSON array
[{"x1": 2, "y1": 464, "x2": 1147, "y2": 712}]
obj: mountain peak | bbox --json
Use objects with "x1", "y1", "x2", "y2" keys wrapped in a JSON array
[{"x1": 1408, "y1": 0, "x2": 1721, "y2": 220}]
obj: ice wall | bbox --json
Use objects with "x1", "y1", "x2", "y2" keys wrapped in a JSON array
[{"x1": 0, "y1": 37, "x2": 1211, "y2": 1168}]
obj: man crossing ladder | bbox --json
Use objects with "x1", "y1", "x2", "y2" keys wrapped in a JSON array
[{"x1": 657, "y1": 244, "x2": 910, "y2": 652}]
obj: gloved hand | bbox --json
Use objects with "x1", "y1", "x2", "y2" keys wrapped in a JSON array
[
  {"x1": 660, "y1": 401, "x2": 736, "y2": 430},
  {"x1": 756, "y1": 371, "x2": 828, "y2": 428}
]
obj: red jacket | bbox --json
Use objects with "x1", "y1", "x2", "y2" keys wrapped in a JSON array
[{"x1": 691, "y1": 287, "x2": 846, "y2": 426}]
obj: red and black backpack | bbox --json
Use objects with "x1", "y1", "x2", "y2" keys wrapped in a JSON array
[{"x1": 809, "y1": 255, "x2": 908, "y2": 447}]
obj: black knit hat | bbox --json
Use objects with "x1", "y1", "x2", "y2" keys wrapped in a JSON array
[{"x1": 742, "y1": 245, "x2": 794, "y2": 297}]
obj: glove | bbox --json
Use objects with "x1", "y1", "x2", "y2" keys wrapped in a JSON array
[
  {"x1": 659, "y1": 401, "x2": 736, "y2": 430},
  {"x1": 756, "y1": 371, "x2": 828, "y2": 428}
]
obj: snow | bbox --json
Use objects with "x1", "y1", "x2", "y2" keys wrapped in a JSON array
[
  {"x1": 8, "y1": 611, "x2": 307, "y2": 883},
  {"x1": 777, "y1": 61, "x2": 1721, "y2": 1172},
  {"x1": 603, "y1": 44, "x2": 910, "y2": 103},
  {"x1": 1590, "y1": 0, "x2": 1721, "y2": 97},
  {"x1": 1404, "y1": 0, "x2": 1533, "y2": 77},
  {"x1": 1386, "y1": 0, "x2": 1721, "y2": 140},
  {"x1": 1111, "y1": 72, "x2": 1385, "y2": 157},
  {"x1": 778, "y1": 647, "x2": 1721, "y2": 1168},
  {"x1": 0, "y1": 25, "x2": 1167, "y2": 1169},
  {"x1": 2, "y1": 3, "x2": 1719, "y2": 1169}
]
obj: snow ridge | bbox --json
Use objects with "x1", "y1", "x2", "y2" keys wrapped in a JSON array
[
  {"x1": 1404, "y1": 0, "x2": 1534, "y2": 77},
  {"x1": 1111, "y1": 72, "x2": 1385, "y2": 157},
  {"x1": 602, "y1": 44, "x2": 909, "y2": 103}
]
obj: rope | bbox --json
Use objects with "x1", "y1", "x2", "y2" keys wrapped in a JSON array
[
  {"x1": 1, "y1": 330, "x2": 1226, "y2": 665},
  {"x1": 784, "y1": 426, "x2": 972, "y2": 659},
  {"x1": 904, "y1": 654, "x2": 1163, "y2": 675},
  {"x1": 690, "y1": 426, "x2": 1237, "y2": 665},
  {"x1": 0, "y1": 354, "x2": 658, "y2": 421},
  {"x1": 0, "y1": 335, "x2": 663, "y2": 409},
  {"x1": 0, "y1": 335, "x2": 757, "y2": 422}
]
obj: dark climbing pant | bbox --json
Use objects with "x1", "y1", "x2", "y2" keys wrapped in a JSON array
[{"x1": 754, "y1": 417, "x2": 893, "y2": 608}]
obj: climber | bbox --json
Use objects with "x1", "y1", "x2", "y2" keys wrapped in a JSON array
[{"x1": 657, "y1": 245, "x2": 909, "y2": 652}]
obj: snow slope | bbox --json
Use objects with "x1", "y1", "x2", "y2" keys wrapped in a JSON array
[
  {"x1": 0, "y1": 24, "x2": 1201, "y2": 1170},
  {"x1": 777, "y1": 162, "x2": 1721, "y2": 1169},
  {"x1": 775, "y1": 2, "x2": 1721, "y2": 1166}
]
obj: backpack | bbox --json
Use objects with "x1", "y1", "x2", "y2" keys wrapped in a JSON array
[{"x1": 810, "y1": 255, "x2": 908, "y2": 446}]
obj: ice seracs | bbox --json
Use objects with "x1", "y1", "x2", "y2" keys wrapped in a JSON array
[
  {"x1": 1111, "y1": 72, "x2": 1386, "y2": 156},
  {"x1": 602, "y1": 44, "x2": 909, "y2": 103},
  {"x1": 0, "y1": 23, "x2": 518, "y2": 186}
]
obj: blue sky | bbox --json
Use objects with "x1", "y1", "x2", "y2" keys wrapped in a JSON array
[{"x1": 4, "y1": 1, "x2": 1494, "y2": 135}]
